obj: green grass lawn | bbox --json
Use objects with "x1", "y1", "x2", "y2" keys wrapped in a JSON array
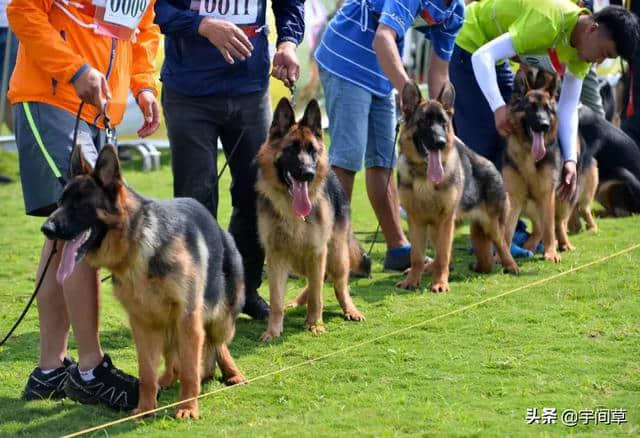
[{"x1": 0, "y1": 147, "x2": 639, "y2": 437}]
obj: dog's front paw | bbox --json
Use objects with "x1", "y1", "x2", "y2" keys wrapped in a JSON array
[
  {"x1": 225, "y1": 372, "x2": 248, "y2": 386},
  {"x1": 503, "y1": 262, "x2": 520, "y2": 275},
  {"x1": 260, "y1": 326, "x2": 283, "y2": 342},
  {"x1": 175, "y1": 402, "x2": 199, "y2": 420},
  {"x1": 133, "y1": 402, "x2": 157, "y2": 418},
  {"x1": 543, "y1": 250, "x2": 561, "y2": 263},
  {"x1": 158, "y1": 370, "x2": 177, "y2": 389},
  {"x1": 396, "y1": 269, "x2": 421, "y2": 290},
  {"x1": 430, "y1": 281, "x2": 449, "y2": 293},
  {"x1": 558, "y1": 242, "x2": 574, "y2": 252},
  {"x1": 305, "y1": 320, "x2": 325, "y2": 335},
  {"x1": 343, "y1": 307, "x2": 365, "y2": 321}
]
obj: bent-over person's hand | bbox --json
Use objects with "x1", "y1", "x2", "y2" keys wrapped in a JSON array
[
  {"x1": 494, "y1": 105, "x2": 512, "y2": 137},
  {"x1": 558, "y1": 160, "x2": 578, "y2": 202}
]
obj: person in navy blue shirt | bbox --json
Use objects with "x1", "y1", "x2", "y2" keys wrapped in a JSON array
[
  {"x1": 314, "y1": 0, "x2": 465, "y2": 272},
  {"x1": 155, "y1": 0, "x2": 305, "y2": 320}
]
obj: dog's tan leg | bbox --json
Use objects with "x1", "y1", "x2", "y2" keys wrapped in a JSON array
[
  {"x1": 305, "y1": 247, "x2": 327, "y2": 335},
  {"x1": 287, "y1": 285, "x2": 308, "y2": 308},
  {"x1": 158, "y1": 350, "x2": 178, "y2": 389},
  {"x1": 487, "y1": 217, "x2": 519, "y2": 275},
  {"x1": 580, "y1": 162, "x2": 599, "y2": 232},
  {"x1": 470, "y1": 222, "x2": 493, "y2": 274},
  {"x1": 261, "y1": 256, "x2": 288, "y2": 342},
  {"x1": 555, "y1": 200, "x2": 574, "y2": 252},
  {"x1": 397, "y1": 214, "x2": 427, "y2": 290},
  {"x1": 541, "y1": 190, "x2": 560, "y2": 262},
  {"x1": 215, "y1": 343, "x2": 247, "y2": 386},
  {"x1": 330, "y1": 239, "x2": 364, "y2": 321},
  {"x1": 200, "y1": 338, "x2": 215, "y2": 382},
  {"x1": 431, "y1": 214, "x2": 455, "y2": 293},
  {"x1": 523, "y1": 208, "x2": 543, "y2": 252},
  {"x1": 568, "y1": 207, "x2": 582, "y2": 234},
  {"x1": 129, "y1": 317, "x2": 163, "y2": 417},
  {"x1": 503, "y1": 169, "x2": 525, "y2": 247},
  {"x1": 175, "y1": 309, "x2": 205, "y2": 420}
]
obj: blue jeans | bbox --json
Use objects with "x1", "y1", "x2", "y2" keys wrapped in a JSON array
[
  {"x1": 319, "y1": 67, "x2": 397, "y2": 171},
  {"x1": 449, "y1": 45, "x2": 514, "y2": 170}
]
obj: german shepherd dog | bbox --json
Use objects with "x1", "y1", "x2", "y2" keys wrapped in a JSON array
[
  {"x1": 397, "y1": 82, "x2": 519, "y2": 292},
  {"x1": 580, "y1": 105, "x2": 640, "y2": 218},
  {"x1": 41, "y1": 145, "x2": 246, "y2": 419},
  {"x1": 504, "y1": 69, "x2": 597, "y2": 259},
  {"x1": 256, "y1": 98, "x2": 370, "y2": 341}
]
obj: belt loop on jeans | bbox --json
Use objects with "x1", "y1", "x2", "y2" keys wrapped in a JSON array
[{"x1": 22, "y1": 102, "x2": 67, "y2": 187}]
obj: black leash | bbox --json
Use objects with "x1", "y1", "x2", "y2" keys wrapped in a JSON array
[{"x1": 366, "y1": 121, "x2": 401, "y2": 257}]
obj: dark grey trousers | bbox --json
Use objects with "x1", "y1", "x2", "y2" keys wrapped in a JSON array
[{"x1": 162, "y1": 86, "x2": 271, "y2": 298}]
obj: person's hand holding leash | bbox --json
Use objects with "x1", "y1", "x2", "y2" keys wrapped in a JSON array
[
  {"x1": 558, "y1": 160, "x2": 578, "y2": 202},
  {"x1": 271, "y1": 41, "x2": 299, "y2": 88},
  {"x1": 198, "y1": 18, "x2": 253, "y2": 64},
  {"x1": 494, "y1": 105, "x2": 513, "y2": 137},
  {"x1": 73, "y1": 67, "x2": 111, "y2": 111},
  {"x1": 136, "y1": 91, "x2": 160, "y2": 138}
]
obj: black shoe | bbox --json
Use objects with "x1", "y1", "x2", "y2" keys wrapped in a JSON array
[
  {"x1": 22, "y1": 356, "x2": 76, "y2": 401},
  {"x1": 64, "y1": 354, "x2": 139, "y2": 411},
  {"x1": 242, "y1": 292, "x2": 270, "y2": 320}
]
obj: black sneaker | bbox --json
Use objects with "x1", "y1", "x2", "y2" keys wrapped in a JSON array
[
  {"x1": 242, "y1": 292, "x2": 270, "y2": 320},
  {"x1": 22, "y1": 356, "x2": 76, "y2": 401},
  {"x1": 64, "y1": 354, "x2": 139, "y2": 411}
]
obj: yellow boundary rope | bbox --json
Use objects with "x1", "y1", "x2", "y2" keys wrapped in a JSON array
[{"x1": 64, "y1": 242, "x2": 640, "y2": 438}]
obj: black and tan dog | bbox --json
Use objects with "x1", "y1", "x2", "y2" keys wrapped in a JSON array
[
  {"x1": 504, "y1": 69, "x2": 598, "y2": 259},
  {"x1": 256, "y1": 98, "x2": 370, "y2": 341},
  {"x1": 397, "y1": 82, "x2": 518, "y2": 292},
  {"x1": 41, "y1": 145, "x2": 246, "y2": 419}
]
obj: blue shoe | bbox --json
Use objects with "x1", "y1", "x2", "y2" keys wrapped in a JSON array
[
  {"x1": 511, "y1": 243, "x2": 534, "y2": 258},
  {"x1": 383, "y1": 245, "x2": 411, "y2": 272}
]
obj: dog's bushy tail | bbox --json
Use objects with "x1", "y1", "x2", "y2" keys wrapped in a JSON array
[
  {"x1": 613, "y1": 167, "x2": 640, "y2": 213},
  {"x1": 348, "y1": 235, "x2": 371, "y2": 278}
]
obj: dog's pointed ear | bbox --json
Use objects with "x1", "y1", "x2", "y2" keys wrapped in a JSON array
[
  {"x1": 300, "y1": 99, "x2": 323, "y2": 139},
  {"x1": 70, "y1": 144, "x2": 93, "y2": 176},
  {"x1": 437, "y1": 82, "x2": 456, "y2": 114},
  {"x1": 93, "y1": 144, "x2": 121, "y2": 189},
  {"x1": 513, "y1": 69, "x2": 531, "y2": 98},
  {"x1": 402, "y1": 81, "x2": 422, "y2": 120},
  {"x1": 270, "y1": 98, "x2": 295, "y2": 139}
]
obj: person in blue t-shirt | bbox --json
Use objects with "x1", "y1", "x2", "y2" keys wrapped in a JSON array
[
  {"x1": 315, "y1": 0, "x2": 465, "y2": 272},
  {"x1": 154, "y1": 0, "x2": 305, "y2": 320}
]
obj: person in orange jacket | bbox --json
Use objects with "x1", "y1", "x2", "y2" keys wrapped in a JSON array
[{"x1": 9, "y1": 0, "x2": 161, "y2": 410}]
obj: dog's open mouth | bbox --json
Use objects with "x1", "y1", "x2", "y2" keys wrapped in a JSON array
[
  {"x1": 427, "y1": 149, "x2": 444, "y2": 185},
  {"x1": 56, "y1": 229, "x2": 91, "y2": 285},
  {"x1": 529, "y1": 128, "x2": 546, "y2": 162},
  {"x1": 286, "y1": 172, "x2": 312, "y2": 218}
]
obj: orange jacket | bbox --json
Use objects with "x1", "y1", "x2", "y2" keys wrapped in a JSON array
[{"x1": 8, "y1": 0, "x2": 160, "y2": 127}]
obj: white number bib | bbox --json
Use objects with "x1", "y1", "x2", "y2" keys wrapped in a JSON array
[
  {"x1": 101, "y1": 0, "x2": 149, "y2": 29},
  {"x1": 197, "y1": 0, "x2": 258, "y2": 25}
]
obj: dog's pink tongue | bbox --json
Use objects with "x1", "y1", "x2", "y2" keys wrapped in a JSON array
[
  {"x1": 56, "y1": 234, "x2": 84, "y2": 285},
  {"x1": 291, "y1": 179, "x2": 312, "y2": 217},
  {"x1": 427, "y1": 149, "x2": 444, "y2": 184},
  {"x1": 531, "y1": 132, "x2": 546, "y2": 162}
]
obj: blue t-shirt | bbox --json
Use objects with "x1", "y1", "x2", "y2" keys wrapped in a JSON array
[{"x1": 315, "y1": 0, "x2": 465, "y2": 97}]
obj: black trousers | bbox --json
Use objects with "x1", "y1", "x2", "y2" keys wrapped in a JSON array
[{"x1": 162, "y1": 86, "x2": 270, "y2": 299}]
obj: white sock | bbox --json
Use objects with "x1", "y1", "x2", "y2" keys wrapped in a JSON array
[
  {"x1": 40, "y1": 368, "x2": 56, "y2": 375},
  {"x1": 79, "y1": 368, "x2": 96, "y2": 382}
]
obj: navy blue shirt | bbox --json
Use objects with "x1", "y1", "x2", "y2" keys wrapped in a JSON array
[{"x1": 155, "y1": 0, "x2": 305, "y2": 97}]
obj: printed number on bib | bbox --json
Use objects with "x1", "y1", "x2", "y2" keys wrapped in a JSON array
[
  {"x1": 103, "y1": 0, "x2": 148, "y2": 29},
  {"x1": 198, "y1": 0, "x2": 258, "y2": 25}
]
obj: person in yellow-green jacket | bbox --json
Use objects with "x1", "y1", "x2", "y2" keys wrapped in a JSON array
[
  {"x1": 449, "y1": 0, "x2": 639, "y2": 257},
  {"x1": 450, "y1": 0, "x2": 639, "y2": 186}
]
